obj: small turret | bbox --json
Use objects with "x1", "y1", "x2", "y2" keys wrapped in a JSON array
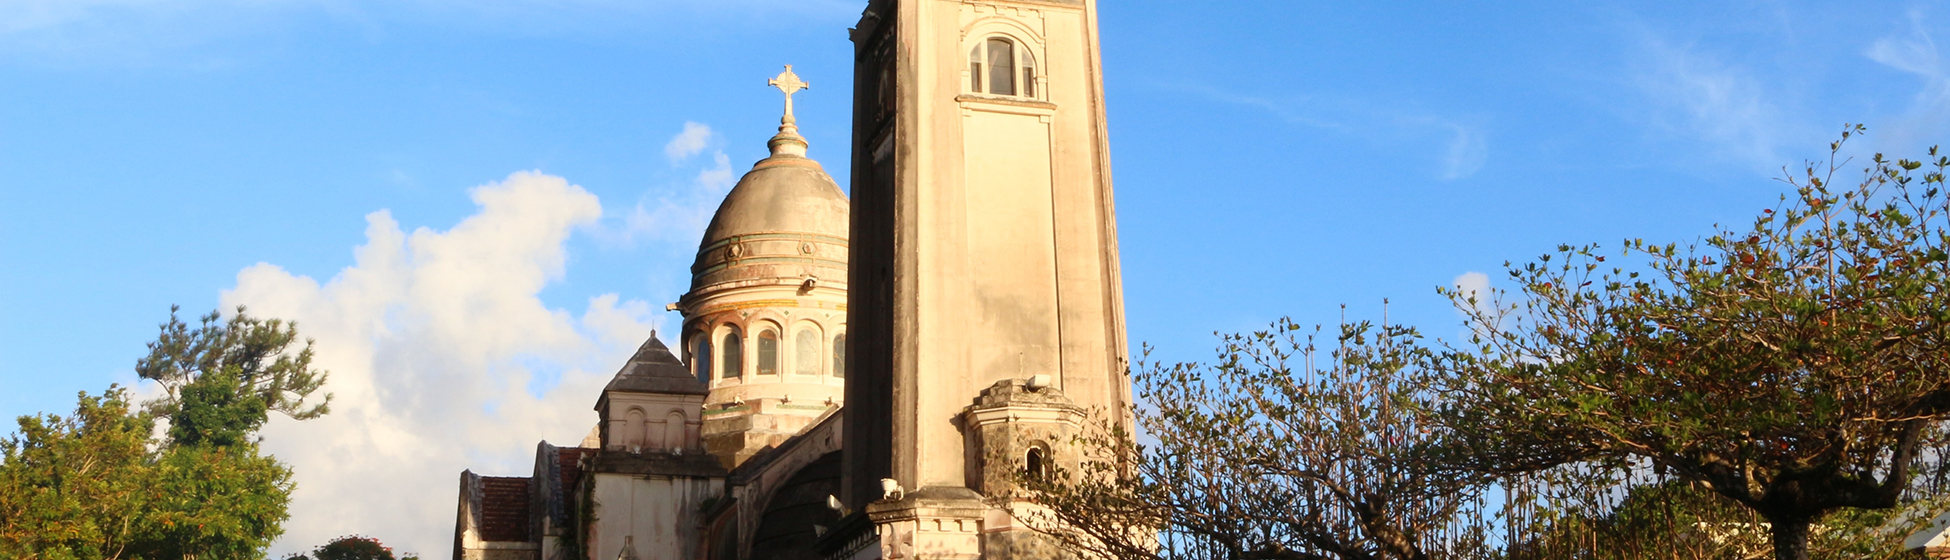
[{"x1": 594, "y1": 336, "x2": 707, "y2": 454}]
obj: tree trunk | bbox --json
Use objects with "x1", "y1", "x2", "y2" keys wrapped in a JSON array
[{"x1": 1770, "y1": 515, "x2": 1812, "y2": 560}]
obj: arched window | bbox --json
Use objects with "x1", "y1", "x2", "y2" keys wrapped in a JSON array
[
  {"x1": 694, "y1": 336, "x2": 713, "y2": 384},
  {"x1": 722, "y1": 330, "x2": 743, "y2": 379},
  {"x1": 625, "y1": 408, "x2": 646, "y2": 449},
  {"x1": 969, "y1": 37, "x2": 1036, "y2": 98},
  {"x1": 795, "y1": 329, "x2": 821, "y2": 376},
  {"x1": 1025, "y1": 447, "x2": 1048, "y2": 481},
  {"x1": 664, "y1": 411, "x2": 686, "y2": 451},
  {"x1": 832, "y1": 334, "x2": 847, "y2": 379},
  {"x1": 757, "y1": 330, "x2": 780, "y2": 376}
]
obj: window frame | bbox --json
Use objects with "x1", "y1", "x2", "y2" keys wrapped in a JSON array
[
  {"x1": 967, "y1": 35, "x2": 1040, "y2": 100},
  {"x1": 721, "y1": 328, "x2": 744, "y2": 379},
  {"x1": 756, "y1": 329, "x2": 781, "y2": 376}
]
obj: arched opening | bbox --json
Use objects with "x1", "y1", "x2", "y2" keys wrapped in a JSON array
[
  {"x1": 795, "y1": 329, "x2": 821, "y2": 376},
  {"x1": 832, "y1": 334, "x2": 846, "y2": 379},
  {"x1": 985, "y1": 37, "x2": 1015, "y2": 95},
  {"x1": 748, "y1": 450, "x2": 843, "y2": 559},
  {"x1": 664, "y1": 411, "x2": 687, "y2": 451},
  {"x1": 969, "y1": 36, "x2": 1036, "y2": 98},
  {"x1": 694, "y1": 336, "x2": 714, "y2": 385},
  {"x1": 624, "y1": 408, "x2": 646, "y2": 449},
  {"x1": 722, "y1": 329, "x2": 743, "y2": 379},
  {"x1": 1025, "y1": 447, "x2": 1048, "y2": 481},
  {"x1": 757, "y1": 330, "x2": 780, "y2": 375}
]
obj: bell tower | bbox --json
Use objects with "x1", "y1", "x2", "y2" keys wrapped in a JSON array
[{"x1": 843, "y1": 0, "x2": 1129, "y2": 556}]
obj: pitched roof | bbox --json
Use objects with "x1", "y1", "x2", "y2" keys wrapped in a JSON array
[{"x1": 603, "y1": 336, "x2": 708, "y2": 395}]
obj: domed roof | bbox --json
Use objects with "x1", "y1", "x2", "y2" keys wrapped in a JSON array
[
  {"x1": 695, "y1": 151, "x2": 848, "y2": 249},
  {"x1": 688, "y1": 86, "x2": 849, "y2": 292}
]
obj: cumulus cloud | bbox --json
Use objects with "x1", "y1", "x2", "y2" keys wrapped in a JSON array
[
  {"x1": 220, "y1": 171, "x2": 662, "y2": 557},
  {"x1": 1450, "y1": 271, "x2": 1502, "y2": 340},
  {"x1": 1451, "y1": 272, "x2": 1493, "y2": 316},
  {"x1": 664, "y1": 121, "x2": 714, "y2": 162}
]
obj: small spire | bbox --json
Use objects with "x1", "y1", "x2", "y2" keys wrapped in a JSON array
[{"x1": 766, "y1": 65, "x2": 810, "y2": 158}]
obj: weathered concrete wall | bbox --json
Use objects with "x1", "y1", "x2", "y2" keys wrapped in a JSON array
[
  {"x1": 843, "y1": 0, "x2": 1129, "y2": 504},
  {"x1": 587, "y1": 473, "x2": 723, "y2": 560}
]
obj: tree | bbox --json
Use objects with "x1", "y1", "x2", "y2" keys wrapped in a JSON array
[
  {"x1": 1435, "y1": 128, "x2": 1950, "y2": 560},
  {"x1": 127, "y1": 443, "x2": 295, "y2": 560},
  {"x1": 1018, "y1": 317, "x2": 1496, "y2": 560},
  {"x1": 285, "y1": 535, "x2": 421, "y2": 560},
  {"x1": 1, "y1": 306, "x2": 330, "y2": 560},
  {"x1": 0, "y1": 387, "x2": 153, "y2": 560},
  {"x1": 168, "y1": 367, "x2": 271, "y2": 448},
  {"x1": 137, "y1": 305, "x2": 331, "y2": 422}
]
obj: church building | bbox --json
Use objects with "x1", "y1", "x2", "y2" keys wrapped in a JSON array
[{"x1": 452, "y1": 0, "x2": 1127, "y2": 558}]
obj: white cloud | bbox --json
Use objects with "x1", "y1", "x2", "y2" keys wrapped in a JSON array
[
  {"x1": 1627, "y1": 36, "x2": 1815, "y2": 172},
  {"x1": 1866, "y1": 10, "x2": 1950, "y2": 149},
  {"x1": 1451, "y1": 272, "x2": 1492, "y2": 316},
  {"x1": 609, "y1": 124, "x2": 739, "y2": 249},
  {"x1": 1178, "y1": 84, "x2": 1490, "y2": 181},
  {"x1": 664, "y1": 121, "x2": 714, "y2": 162},
  {"x1": 219, "y1": 171, "x2": 663, "y2": 557},
  {"x1": 1450, "y1": 271, "x2": 1500, "y2": 340},
  {"x1": 1438, "y1": 124, "x2": 1487, "y2": 181},
  {"x1": 0, "y1": 0, "x2": 857, "y2": 62}
]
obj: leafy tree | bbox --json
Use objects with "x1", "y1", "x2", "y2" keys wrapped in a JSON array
[
  {"x1": 127, "y1": 444, "x2": 294, "y2": 560},
  {"x1": 0, "y1": 387, "x2": 153, "y2": 560},
  {"x1": 1435, "y1": 128, "x2": 1950, "y2": 560},
  {"x1": 168, "y1": 367, "x2": 271, "y2": 448},
  {"x1": 1506, "y1": 474, "x2": 1940, "y2": 559},
  {"x1": 1, "y1": 306, "x2": 330, "y2": 560},
  {"x1": 1018, "y1": 317, "x2": 1496, "y2": 560},
  {"x1": 137, "y1": 305, "x2": 331, "y2": 422},
  {"x1": 285, "y1": 535, "x2": 421, "y2": 560}
]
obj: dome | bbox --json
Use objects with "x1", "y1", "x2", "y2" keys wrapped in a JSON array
[{"x1": 689, "y1": 104, "x2": 849, "y2": 292}]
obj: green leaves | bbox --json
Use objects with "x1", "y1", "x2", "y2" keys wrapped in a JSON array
[
  {"x1": 1018, "y1": 317, "x2": 1493, "y2": 560},
  {"x1": 2, "y1": 307, "x2": 328, "y2": 560},
  {"x1": 0, "y1": 387, "x2": 152, "y2": 560},
  {"x1": 1439, "y1": 130, "x2": 1950, "y2": 560},
  {"x1": 137, "y1": 306, "x2": 332, "y2": 422}
]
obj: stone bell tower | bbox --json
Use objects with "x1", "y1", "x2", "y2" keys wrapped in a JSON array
[{"x1": 842, "y1": 0, "x2": 1130, "y2": 556}]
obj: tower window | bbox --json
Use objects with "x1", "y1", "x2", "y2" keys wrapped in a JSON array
[
  {"x1": 695, "y1": 337, "x2": 714, "y2": 384},
  {"x1": 795, "y1": 329, "x2": 821, "y2": 376},
  {"x1": 969, "y1": 37, "x2": 1036, "y2": 99},
  {"x1": 1025, "y1": 447, "x2": 1048, "y2": 481},
  {"x1": 722, "y1": 330, "x2": 743, "y2": 379},
  {"x1": 757, "y1": 330, "x2": 780, "y2": 375},
  {"x1": 833, "y1": 334, "x2": 846, "y2": 379}
]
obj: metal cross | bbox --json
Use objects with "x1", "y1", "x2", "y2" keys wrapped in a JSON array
[{"x1": 768, "y1": 65, "x2": 810, "y2": 121}]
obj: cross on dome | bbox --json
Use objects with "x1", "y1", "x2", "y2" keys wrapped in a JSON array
[{"x1": 769, "y1": 65, "x2": 810, "y2": 124}]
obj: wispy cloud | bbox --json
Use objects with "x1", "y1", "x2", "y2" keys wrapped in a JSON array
[
  {"x1": 594, "y1": 122, "x2": 739, "y2": 251},
  {"x1": 218, "y1": 171, "x2": 660, "y2": 557},
  {"x1": 0, "y1": 0, "x2": 856, "y2": 62},
  {"x1": 1437, "y1": 122, "x2": 1488, "y2": 181},
  {"x1": 1178, "y1": 84, "x2": 1490, "y2": 181},
  {"x1": 1628, "y1": 36, "x2": 1811, "y2": 172},
  {"x1": 1866, "y1": 9, "x2": 1950, "y2": 149}
]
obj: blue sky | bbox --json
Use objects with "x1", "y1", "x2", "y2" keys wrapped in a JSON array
[{"x1": 4, "y1": 0, "x2": 1949, "y2": 555}]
